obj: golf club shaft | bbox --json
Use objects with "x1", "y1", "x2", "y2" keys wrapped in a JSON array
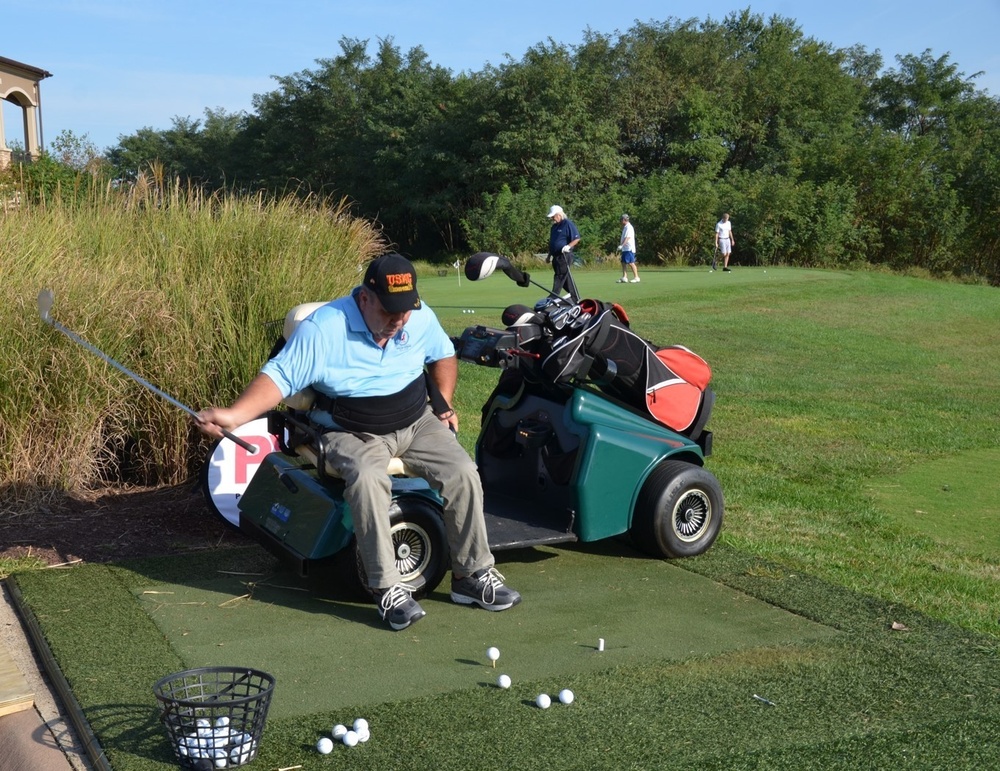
[{"x1": 44, "y1": 314, "x2": 258, "y2": 454}]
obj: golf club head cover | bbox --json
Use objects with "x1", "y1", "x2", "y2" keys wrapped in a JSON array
[
  {"x1": 500, "y1": 263, "x2": 531, "y2": 287},
  {"x1": 502, "y1": 304, "x2": 543, "y2": 327},
  {"x1": 466, "y1": 252, "x2": 502, "y2": 281}
]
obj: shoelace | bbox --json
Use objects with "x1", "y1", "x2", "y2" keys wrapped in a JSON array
[
  {"x1": 475, "y1": 568, "x2": 506, "y2": 605},
  {"x1": 379, "y1": 583, "x2": 417, "y2": 614}
]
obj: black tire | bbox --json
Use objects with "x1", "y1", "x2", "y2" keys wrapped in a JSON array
[
  {"x1": 336, "y1": 496, "x2": 449, "y2": 600},
  {"x1": 630, "y1": 460, "x2": 723, "y2": 558}
]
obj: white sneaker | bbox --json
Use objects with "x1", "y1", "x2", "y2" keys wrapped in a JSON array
[
  {"x1": 616, "y1": 278, "x2": 627, "y2": 283},
  {"x1": 629, "y1": 277, "x2": 641, "y2": 283}
]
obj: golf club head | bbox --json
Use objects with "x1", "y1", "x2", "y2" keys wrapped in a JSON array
[
  {"x1": 549, "y1": 303, "x2": 582, "y2": 331},
  {"x1": 465, "y1": 252, "x2": 509, "y2": 281},
  {"x1": 534, "y1": 297, "x2": 562, "y2": 314},
  {"x1": 37, "y1": 288, "x2": 55, "y2": 323}
]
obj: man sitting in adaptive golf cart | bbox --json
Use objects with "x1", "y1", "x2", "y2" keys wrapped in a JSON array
[{"x1": 196, "y1": 253, "x2": 521, "y2": 632}]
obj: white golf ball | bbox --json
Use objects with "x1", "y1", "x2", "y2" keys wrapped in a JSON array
[
  {"x1": 353, "y1": 718, "x2": 369, "y2": 733},
  {"x1": 486, "y1": 646, "x2": 500, "y2": 662},
  {"x1": 536, "y1": 693, "x2": 551, "y2": 709},
  {"x1": 332, "y1": 723, "x2": 348, "y2": 739},
  {"x1": 497, "y1": 674, "x2": 512, "y2": 689},
  {"x1": 343, "y1": 730, "x2": 359, "y2": 747},
  {"x1": 559, "y1": 688, "x2": 575, "y2": 705},
  {"x1": 357, "y1": 729, "x2": 371, "y2": 743},
  {"x1": 316, "y1": 736, "x2": 334, "y2": 754},
  {"x1": 214, "y1": 716, "x2": 230, "y2": 728}
]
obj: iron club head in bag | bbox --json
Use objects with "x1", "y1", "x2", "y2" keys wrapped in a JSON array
[{"x1": 36, "y1": 288, "x2": 257, "y2": 453}]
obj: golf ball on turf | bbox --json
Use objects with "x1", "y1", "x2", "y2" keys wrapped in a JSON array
[
  {"x1": 497, "y1": 674, "x2": 512, "y2": 689},
  {"x1": 343, "y1": 730, "x2": 359, "y2": 747},
  {"x1": 332, "y1": 724, "x2": 348, "y2": 739},
  {"x1": 559, "y1": 689, "x2": 575, "y2": 705},
  {"x1": 536, "y1": 693, "x2": 551, "y2": 709},
  {"x1": 353, "y1": 718, "x2": 369, "y2": 733},
  {"x1": 487, "y1": 646, "x2": 500, "y2": 662},
  {"x1": 316, "y1": 737, "x2": 334, "y2": 754}
]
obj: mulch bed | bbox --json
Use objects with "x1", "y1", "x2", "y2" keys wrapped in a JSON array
[{"x1": 0, "y1": 483, "x2": 251, "y2": 567}]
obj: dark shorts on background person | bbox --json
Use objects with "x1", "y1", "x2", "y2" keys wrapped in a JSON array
[{"x1": 620, "y1": 250, "x2": 636, "y2": 265}]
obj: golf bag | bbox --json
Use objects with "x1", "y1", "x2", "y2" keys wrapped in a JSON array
[{"x1": 504, "y1": 297, "x2": 713, "y2": 438}]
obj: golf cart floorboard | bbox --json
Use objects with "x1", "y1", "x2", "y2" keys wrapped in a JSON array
[{"x1": 482, "y1": 492, "x2": 578, "y2": 551}]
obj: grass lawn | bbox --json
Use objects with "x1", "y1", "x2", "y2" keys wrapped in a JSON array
[{"x1": 11, "y1": 264, "x2": 1000, "y2": 769}]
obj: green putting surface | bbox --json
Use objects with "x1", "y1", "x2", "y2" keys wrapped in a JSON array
[{"x1": 127, "y1": 540, "x2": 837, "y2": 718}]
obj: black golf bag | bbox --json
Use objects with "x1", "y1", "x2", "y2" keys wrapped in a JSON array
[{"x1": 489, "y1": 297, "x2": 713, "y2": 439}]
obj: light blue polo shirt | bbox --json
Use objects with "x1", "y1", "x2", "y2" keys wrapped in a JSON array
[{"x1": 261, "y1": 288, "x2": 455, "y2": 407}]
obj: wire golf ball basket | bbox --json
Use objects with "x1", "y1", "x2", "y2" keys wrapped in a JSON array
[{"x1": 153, "y1": 666, "x2": 275, "y2": 768}]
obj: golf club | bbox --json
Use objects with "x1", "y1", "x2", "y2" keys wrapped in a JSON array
[
  {"x1": 36, "y1": 288, "x2": 258, "y2": 454},
  {"x1": 465, "y1": 252, "x2": 575, "y2": 302},
  {"x1": 711, "y1": 246, "x2": 719, "y2": 272}
]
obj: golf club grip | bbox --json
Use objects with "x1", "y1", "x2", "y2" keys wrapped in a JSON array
[{"x1": 223, "y1": 430, "x2": 258, "y2": 454}]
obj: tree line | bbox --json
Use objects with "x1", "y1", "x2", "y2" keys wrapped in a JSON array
[{"x1": 60, "y1": 10, "x2": 1000, "y2": 283}]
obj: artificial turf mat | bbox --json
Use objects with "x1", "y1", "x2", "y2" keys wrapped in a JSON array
[
  {"x1": 16, "y1": 540, "x2": 836, "y2": 715},
  {"x1": 12, "y1": 542, "x2": 1000, "y2": 770},
  {"x1": 125, "y1": 539, "x2": 836, "y2": 718}
]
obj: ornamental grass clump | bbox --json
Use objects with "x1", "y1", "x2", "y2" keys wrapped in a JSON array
[{"x1": 0, "y1": 169, "x2": 383, "y2": 512}]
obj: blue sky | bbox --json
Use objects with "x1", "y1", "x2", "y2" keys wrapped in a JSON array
[{"x1": 3, "y1": 1, "x2": 998, "y2": 153}]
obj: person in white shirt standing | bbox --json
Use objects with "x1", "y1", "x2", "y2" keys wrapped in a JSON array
[
  {"x1": 616, "y1": 214, "x2": 640, "y2": 283},
  {"x1": 714, "y1": 213, "x2": 735, "y2": 272}
]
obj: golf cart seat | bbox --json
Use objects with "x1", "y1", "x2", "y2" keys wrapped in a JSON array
[
  {"x1": 277, "y1": 301, "x2": 416, "y2": 479},
  {"x1": 280, "y1": 302, "x2": 326, "y2": 411}
]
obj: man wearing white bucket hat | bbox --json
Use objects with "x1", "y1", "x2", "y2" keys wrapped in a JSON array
[{"x1": 546, "y1": 204, "x2": 581, "y2": 300}]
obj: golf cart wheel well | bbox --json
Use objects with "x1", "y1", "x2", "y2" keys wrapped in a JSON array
[
  {"x1": 391, "y1": 489, "x2": 445, "y2": 511},
  {"x1": 632, "y1": 451, "x2": 704, "y2": 506},
  {"x1": 657, "y1": 450, "x2": 703, "y2": 471}
]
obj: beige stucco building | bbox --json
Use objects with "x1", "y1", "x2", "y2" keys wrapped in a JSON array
[{"x1": 0, "y1": 56, "x2": 52, "y2": 169}]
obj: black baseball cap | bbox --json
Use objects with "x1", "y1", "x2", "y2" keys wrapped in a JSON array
[{"x1": 363, "y1": 253, "x2": 421, "y2": 313}]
